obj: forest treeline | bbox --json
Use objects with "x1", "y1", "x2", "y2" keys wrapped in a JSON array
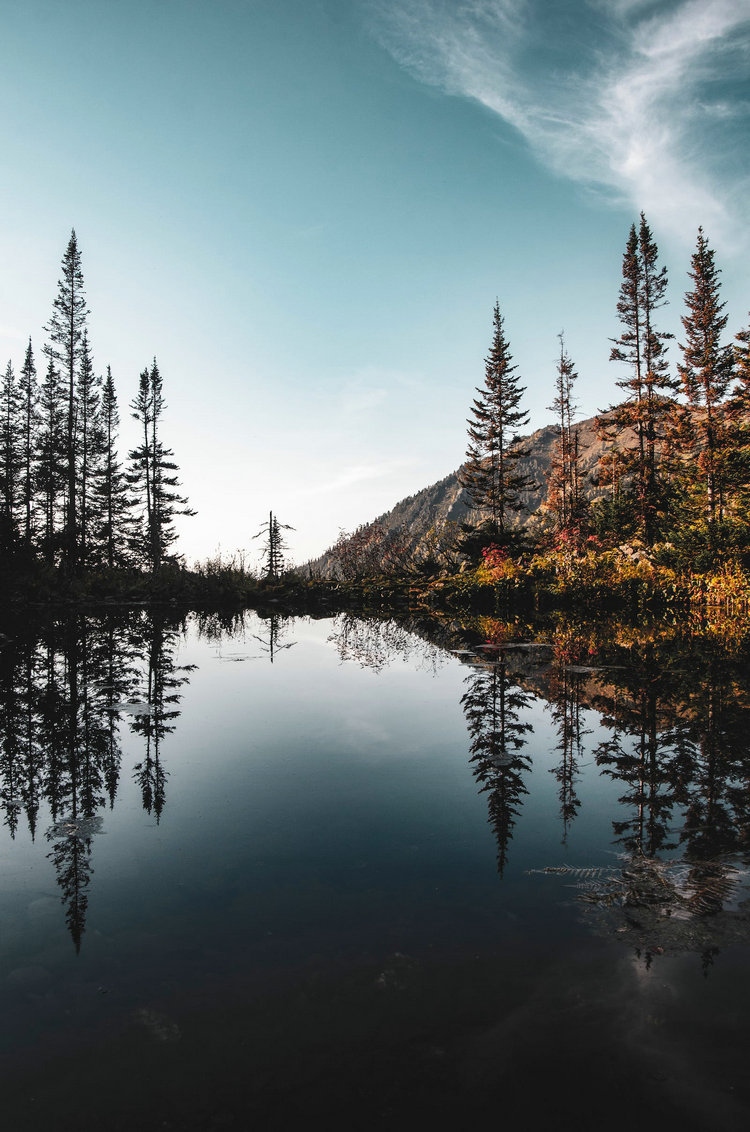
[
  {"x1": 4, "y1": 219, "x2": 750, "y2": 609},
  {"x1": 0, "y1": 230, "x2": 194, "y2": 583},
  {"x1": 323, "y1": 216, "x2": 750, "y2": 592}
]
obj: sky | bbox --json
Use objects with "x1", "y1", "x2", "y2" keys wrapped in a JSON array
[{"x1": 1, "y1": 0, "x2": 749, "y2": 567}]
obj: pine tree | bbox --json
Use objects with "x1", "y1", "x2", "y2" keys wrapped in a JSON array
[
  {"x1": 603, "y1": 214, "x2": 675, "y2": 544},
  {"x1": 0, "y1": 360, "x2": 21, "y2": 555},
  {"x1": 459, "y1": 301, "x2": 534, "y2": 545},
  {"x1": 44, "y1": 230, "x2": 89, "y2": 569},
  {"x1": 37, "y1": 360, "x2": 66, "y2": 564},
  {"x1": 721, "y1": 315, "x2": 750, "y2": 514},
  {"x1": 128, "y1": 360, "x2": 194, "y2": 571},
  {"x1": 546, "y1": 333, "x2": 587, "y2": 543},
  {"x1": 17, "y1": 340, "x2": 40, "y2": 553},
  {"x1": 677, "y1": 228, "x2": 735, "y2": 530},
  {"x1": 127, "y1": 367, "x2": 153, "y2": 569},
  {"x1": 76, "y1": 331, "x2": 103, "y2": 567},
  {"x1": 94, "y1": 367, "x2": 132, "y2": 569},
  {"x1": 254, "y1": 511, "x2": 294, "y2": 580}
]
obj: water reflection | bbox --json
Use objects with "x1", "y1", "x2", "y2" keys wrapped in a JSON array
[
  {"x1": 328, "y1": 611, "x2": 750, "y2": 968},
  {"x1": 0, "y1": 611, "x2": 191, "y2": 950},
  {"x1": 3, "y1": 607, "x2": 750, "y2": 971},
  {"x1": 461, "y1": 653, "x2": 532, "y2": 877}
]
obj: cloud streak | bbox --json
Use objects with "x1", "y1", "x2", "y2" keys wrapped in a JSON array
[{"x1": 370, "y1": 0, "x2": 750, "y2": 248}]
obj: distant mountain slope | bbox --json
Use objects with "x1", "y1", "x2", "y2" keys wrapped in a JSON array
[{"x1": 309, "y1": 412, "x2": 631, "y2": 576}]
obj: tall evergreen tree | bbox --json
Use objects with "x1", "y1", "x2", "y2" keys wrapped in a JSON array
[
  {"x1": 76, "y1": 331, "x2": 103, "y2": 567},
  {"x1": 0, "y1": 360, "x2": 21, "y2": 555},
  {"x1": 254, "y1": 511, "x2": 294, "y2": 580},
  {"x1": 37, "y1": 360, "x2": 66, "y2": 565},
  {"x1": 459, "y1": 301, "x2": 533, "y2": 543},
  {"x1": 677, "y1": 228, "x2": 735, "y2": 530},
  {"x1": 603, "y1": 214, "x2": 675, "y2": 543},
  {"x1": 127, "y1": 367, "x2": 153, "y2": 569},
  {"x1": 17, "y1": 340, "x2": 40, "y2": 553},
  {"x1": 128, "y1": 360, "x2": 194, "y2": 571},
  {"x1": 94, "y1": 367, "x2": 132, "y2": 569},
  {"x1": 44, "y1": 230, "x2": 89, "y2": 569},
  {"x1": 546, "y1": 333, "x2": 587, "y2": 541}
]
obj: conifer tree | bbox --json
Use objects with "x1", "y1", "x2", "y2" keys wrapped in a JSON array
[
  {"x1": 127, "y1": 367, "x2": 153, "y2": 569},
  {"x1": 17, "y1": 340, "x2": 40, "y2": 553},
  {"x1": 459, "y1": 301, "x2": 533, "y2": 543},
  {"x1": 677, "y1": 228, "x2": 735, "y2": 530},
  {"x1": 44, "y1": 230, "x2": 89, "y2": 568},
  {"x1": 546, "y1": 333, "x2": 587, "y2": 542},
  {"x1": 0, "y1": 361, "x2": 21, "y2": 554},
  {"x1": 254, "y1": 511, "x2": 294, "y2": 580},
  {"x1": 37, "y1": 360, "x2": 66, "y2": 564},
  {"x1": 76, "y1": 331, "x2": 103, "y2": 567},
  {"x1": 603, "y1": 214, "x2": 674, "y2": 543},
  {"x1": 95, "y1": 367, "x2": 132, "y2": 569},
  {"x1": 128, "y1": 360, "x2": 194, "y2": 571}
]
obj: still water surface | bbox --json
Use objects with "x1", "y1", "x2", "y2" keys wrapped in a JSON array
[{"x1": 1, "y1": 608, "x2": 749, "y2": 1129}]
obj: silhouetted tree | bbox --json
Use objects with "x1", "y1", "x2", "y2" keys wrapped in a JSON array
[
  {"x1": 254, "y1": 510, "x2": 293, "y2": 580},
  {"x1": 94, "y1": 366, "x2": 132, "y2": 568},
  {"x1": 76, "y1": 331, "x2": 103, "y2": 567},
  {"x1": 17, "y1": 339, "x2": 39, "y2": 553},
  {"x1": 37, "y1": 359, "x2": 66, "y2": 564},
  {"x1": 44, "y1": 230, "x2": 89, "y2": 569},
  {"x1": 0, "y1": 360, "x2": 21, "y2": 554},
  {"x1": 128, "y1": 360, "x2": 194, "y2": 570}
]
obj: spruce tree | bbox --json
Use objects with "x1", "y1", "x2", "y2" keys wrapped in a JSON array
[
  {"x1": 254, "y1": 511, "x2": 294, "y2": 580},
  {"x1": 76, "y1": 331, "x2": 103, "y2": 567},
  {"x1": 127, "y1": 368, "x2": 153, "y2": 569},
  {"x1": 128, "y1": 360, "x2": 194, "y2": 571},
  {"x1": 0, "y1": 360, "x2": 21, "y2": 554},
  {"x1": 714, "y1": 314, "x2": 750, "y2": 529},
  {"x1": 44, "y1": 230, "x2": 89, "y2": 569},
  {"x1": 546, "y1": 334, "x2": 587, "y2": 542},
  {"x1": 604, "y1": 214, "x2": 674, "y2": 544},
  {"x1": 37, "y1": 360, "x2": 66, "y2": 564},
  {"x1": 677, "y1": 228, "x2": 735, "y2": 530},
  {"x1": 17, "y1": 340, "x2": 40, "y2": 553},
  {"x1": 94, "y1": 367, "x2": 132, "y2": 569},
  {"x1": 459, "y1": 301, "x2": 533, "y2": 545}
]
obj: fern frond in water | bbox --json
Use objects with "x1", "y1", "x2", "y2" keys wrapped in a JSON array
[{"x1": 526, "y1": 864, "x2": 616, "y2": 879}]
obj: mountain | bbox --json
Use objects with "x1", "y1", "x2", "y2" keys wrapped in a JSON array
[{"x1": 309, "y1": 412, "x2": 632, "y2": 576}]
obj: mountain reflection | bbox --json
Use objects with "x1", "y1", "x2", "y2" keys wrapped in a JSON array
[
  {"x1": 3, "y1": 608, "x2": 750, "y2": 967},
  {"x1": 0, "y1": 611, "x2": 191, "y2": 950}
]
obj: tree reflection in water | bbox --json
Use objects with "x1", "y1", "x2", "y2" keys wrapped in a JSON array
[
  {"x1": 0, "y1": 611, "x2": 191, "y2": 950},
  {"x1": 461, "y1": 652, "x2": 533, "y2": 876},
  {"x1": 3, "y1": 608, "x2": 750, "y2": 969},
  {"x1": 326, "y1": 611, "x2": 750, "y2": 966}
]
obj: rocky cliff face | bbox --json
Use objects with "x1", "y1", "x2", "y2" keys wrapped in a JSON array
[{"x1": 309, "y1": 412, "x2": 631, "y2": 575}]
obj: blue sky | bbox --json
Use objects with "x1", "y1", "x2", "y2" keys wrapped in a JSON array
[{"x1": 1, "y1": 0, "x2": 749, "y2": 565}]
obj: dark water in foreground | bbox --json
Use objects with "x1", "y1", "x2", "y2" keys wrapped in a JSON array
[{"x1": 1, "y1": 608, "x2": 749, "y2": 1130}]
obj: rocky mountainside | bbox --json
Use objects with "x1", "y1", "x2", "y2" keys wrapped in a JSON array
[{"x1": 309, "y1": 412, "x2": 632, "y2": 575}]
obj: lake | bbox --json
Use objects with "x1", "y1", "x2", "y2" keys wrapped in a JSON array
[{"x1": 1, "y1": 607, "x2": 749, "y2": 1130}]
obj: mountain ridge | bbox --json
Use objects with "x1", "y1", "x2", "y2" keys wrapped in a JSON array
[{"x1": 309, "y1": 411, "x2": 632, "y2": 576}]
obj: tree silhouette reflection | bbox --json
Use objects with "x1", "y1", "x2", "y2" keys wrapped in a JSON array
[
  {"x1": 461, "y1": 653, "x2": 533, "y2": 877},
  {"x1": 0, "y1": 610, "x2": 191, "y2": 948}
]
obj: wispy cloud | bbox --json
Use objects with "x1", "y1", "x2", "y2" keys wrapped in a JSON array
[
  {"x1": 370, "y1": 0, "x2": 750, "y2": 248},
  {"x1": 293, "y1": 458, "x2": 417, "y2": 498}
]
